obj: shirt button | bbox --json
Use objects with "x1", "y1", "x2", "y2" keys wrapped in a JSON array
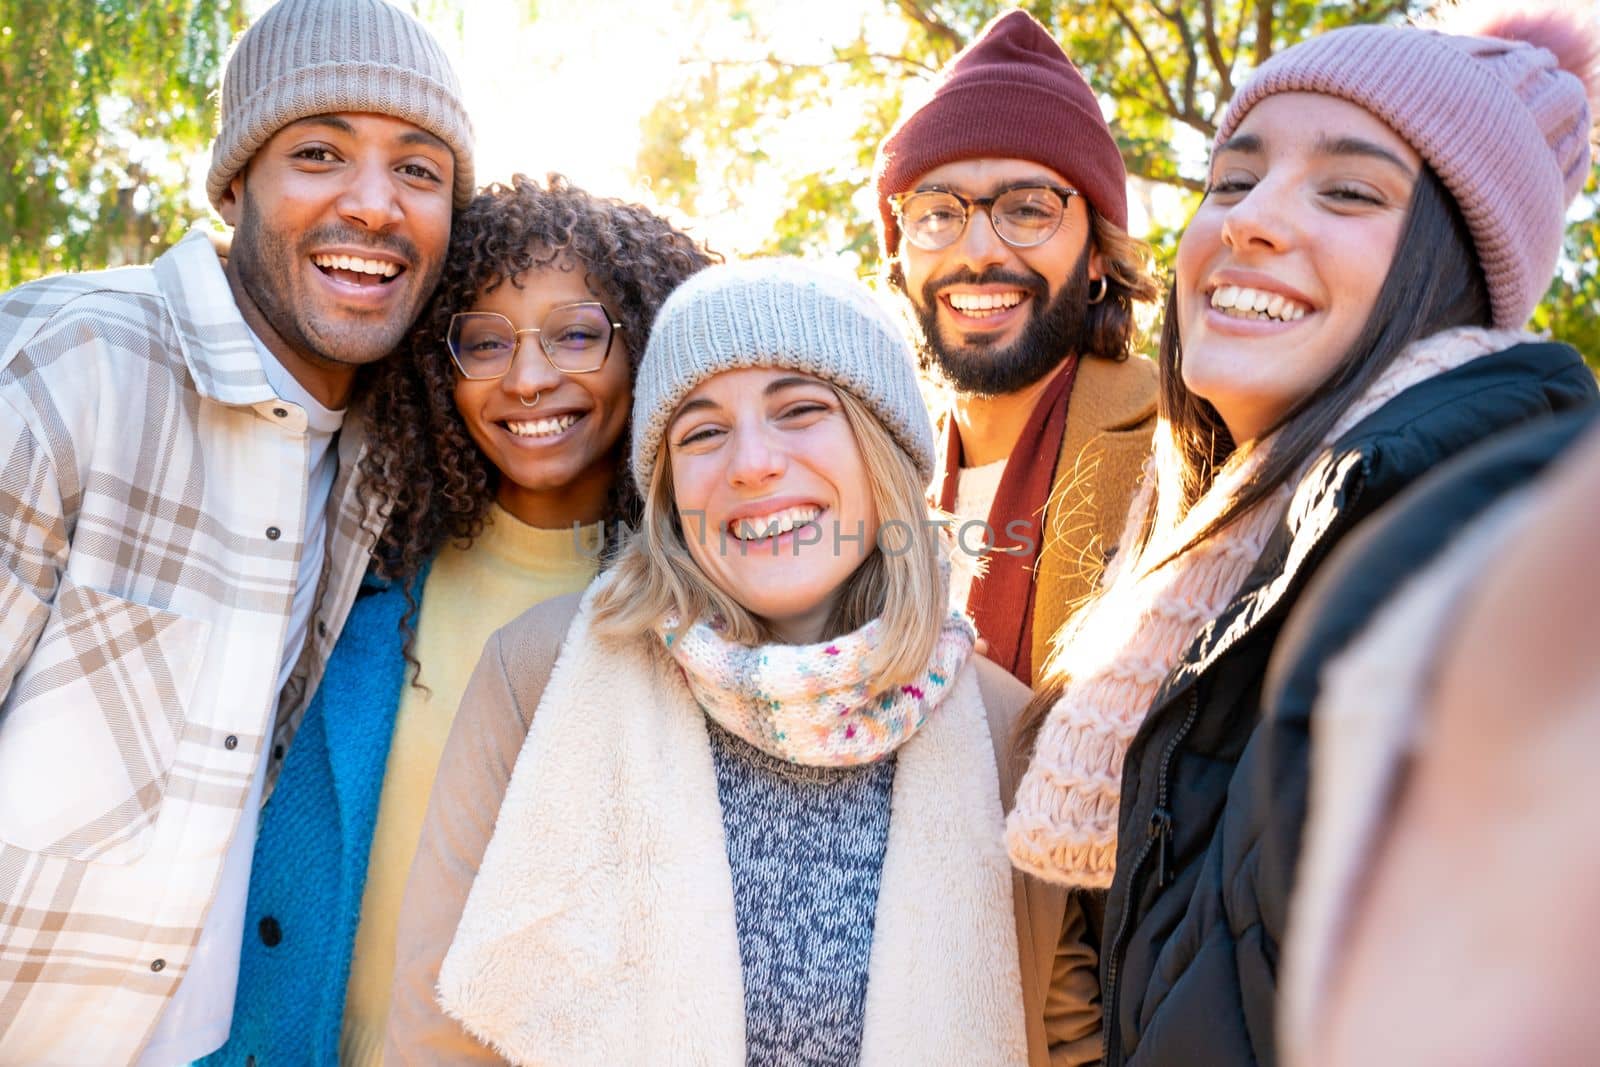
[
  {"x1": 272, "y1": 407, "x2": 288, "y2": 419},
  {"x1": 273, "y1": 744, "x2": 285, "y2": 760},
  {"x1": 224, "y1": 735, "x2": 238, "y2": 750},
  {"x1": 258, "y1": 916, "x2": 283, "y2": 948},
  {"x1": 266, "y1": 526, "x2": 281, "y2": 541},
  {"x1": 316, "y1": 620, "x2": 328, "y2": 638},
  {"x1": 150, "y1": 958, "x2": 165, "y2": 972}
]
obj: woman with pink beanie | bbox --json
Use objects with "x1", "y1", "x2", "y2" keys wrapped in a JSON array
[{"x1": 1003, "y1": 2, "x2": 1600, "y2": 1063}]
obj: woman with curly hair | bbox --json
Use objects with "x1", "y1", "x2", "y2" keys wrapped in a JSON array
[{"x1": 202, "y1": 173, "x2": 714, "y2": 1067}]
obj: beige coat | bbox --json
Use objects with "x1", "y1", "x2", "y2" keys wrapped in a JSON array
[
  {"x1": 385, "y1": 593, "x2": 1102, "y2": 1066},
  {"x1": 1031, "y1": 353, "x2": 1159, "y2": 674}
]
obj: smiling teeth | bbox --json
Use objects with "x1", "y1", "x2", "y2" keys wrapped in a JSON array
[
  {"x1": 948, "y1": 291, "x2": 1024, "y2": 312},
  {"x1": 506, "y1": 414, "x2": 579, "y2": 437},
  {"x1": 732, "y1": 505, "x2": 822, "y2": 541},
  {"x1": 311, "y1": 254, "x2": 400, "y2": 278},
  {"x1": 1210, "y1": 285, "x2": 1306, "y2": 321}
]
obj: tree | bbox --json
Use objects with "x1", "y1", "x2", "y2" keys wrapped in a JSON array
[
  {"x1": 0, "y1": 0, "x2": 247, "y2": 286},
  {"x1": 1531, "y1": 170, "x2": 1600, "y2": 373},
  {"x1": 637, "y1": 0, "x2": 1599, "y2": 365}
]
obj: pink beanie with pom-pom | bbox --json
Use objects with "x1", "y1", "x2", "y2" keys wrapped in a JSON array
[{"x1": 1216, "y1": 0, "x2": 1600, "y2": 329}]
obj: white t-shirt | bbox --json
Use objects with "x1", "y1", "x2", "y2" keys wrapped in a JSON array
[
  {"x1": 138, "y1": 337, "x2": 345, "y2": 1066},
  {"x1": 948, "y1": 458, "x2": 1008, "y2": 612}
]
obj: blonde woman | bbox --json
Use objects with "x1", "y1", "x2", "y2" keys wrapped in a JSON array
[{"x1": 385, "y1": 260, "x2": 1100, "y2": 1066}]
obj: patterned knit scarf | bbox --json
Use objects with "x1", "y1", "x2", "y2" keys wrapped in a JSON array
[
  {"x1": 1005, "y1": 326, "x2": 1532, "y2": 888},
  {"x1": 661, "y1": 610, "x2": 976, "y2": 767}
]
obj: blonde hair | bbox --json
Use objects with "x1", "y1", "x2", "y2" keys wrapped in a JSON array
[{"x1": 591, "y1": 385, "x2": 947, "y2": 692}]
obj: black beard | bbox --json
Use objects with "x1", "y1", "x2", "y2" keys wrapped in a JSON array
[
  {"x1": 911, "y1": 246, "x2": 1093, "y2": 397},
  {"x1": 232, "y1": 193, "x2": 433, "y2": 369}
]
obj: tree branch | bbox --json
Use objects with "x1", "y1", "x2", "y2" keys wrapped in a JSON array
[
  {"x1": 695, "y1": 51, "x2": 937, "y2": 79},
  {"x1": 1110, "y1": 80, "x2": 1217, "y2": 138},
  {"x1": 894, "y1": 0, "x2": 964, "y2": 52},
  {"x1": 857, "y1": 51, "x2": 943, "y2": 76},
  {"x1": 1151, "y1": 1, "x2": 1200, "y2": 118},
  {"x1": 1352, "y1": 0, "x2": 1418, "y2": 21},
  {"x1": 1228, "y1": 2, "x2": 1247, "y2": 72},
  {"x1": 1198, "y1": 0, "x2": 1234, "y2": 100},
  {"x1": 1106, "y1": 0, "x2": 1183, "y2": 121},
  {"x1": 1254, "y1": 0, "x2": 1273, "y2": 67},
  {"x1": 1126, "y1": 162, "x2": 1205, "y2": 194}
]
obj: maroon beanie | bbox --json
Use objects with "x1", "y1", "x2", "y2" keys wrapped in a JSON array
[{"x1": 874, "y1": 9, "x2": 1128, "y2": 260}]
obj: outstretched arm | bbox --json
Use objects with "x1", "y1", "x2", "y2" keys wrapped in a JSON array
[{"x1": 1317, "y1": 422, "x2": 1600, "y2": 1066}]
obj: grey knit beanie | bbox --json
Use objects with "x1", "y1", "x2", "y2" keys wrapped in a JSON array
[
  {"x1": 207, "y1": 0, "x2": 475, "y2": 211},
  {"x1": 632, "y1": 259, "x2": 936, "y2": 494}
]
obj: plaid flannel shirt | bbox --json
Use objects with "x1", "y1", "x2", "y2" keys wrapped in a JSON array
[{"x1": 0, "y1": 229, "x2": 384, "y2": 1064}]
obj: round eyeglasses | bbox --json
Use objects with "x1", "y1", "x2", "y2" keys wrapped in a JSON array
[
  {"x1": 447, "y1": 303, "x2": 623, "y2": 379},
  {"x1": 888, "y1": 185, "x2": 1078, "y2": 252}
]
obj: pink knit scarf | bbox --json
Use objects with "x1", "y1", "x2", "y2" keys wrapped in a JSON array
[
  {"x1": 660, "y1": 610, "x2": 976, "y2": 767},
  {"x1": 1005, "y1": 327, "x2": 1529, "y2": 888}
]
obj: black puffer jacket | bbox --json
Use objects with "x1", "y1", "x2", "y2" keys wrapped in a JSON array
[
  {"x1": 1264, "y1": 406, "x2": 1600, "y2": 1061},
  {"x1": 1099, "y1": 340, "x2": 1598, "y2": 1066}
]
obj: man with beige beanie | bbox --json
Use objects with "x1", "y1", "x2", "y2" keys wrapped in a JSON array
[{"x1": 0, "y1": 1, "x2": 473, "y2": 1062}]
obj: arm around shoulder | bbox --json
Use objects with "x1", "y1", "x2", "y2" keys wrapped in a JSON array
[{"x1": 384, "y1": 593, "x2": 583, "y2": 1065}]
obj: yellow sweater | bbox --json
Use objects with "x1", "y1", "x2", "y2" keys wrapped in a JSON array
[{"x1": 338, "y1": 506, "x2": 602, "y2": 1066}]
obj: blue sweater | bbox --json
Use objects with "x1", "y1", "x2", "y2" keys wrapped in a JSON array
[
  {"x1": 708, "y1": 720, "x2": 894, "y2": 1066},
  {"x1": 199, "y1": 567, "x2": 425, "y2": 1067}
]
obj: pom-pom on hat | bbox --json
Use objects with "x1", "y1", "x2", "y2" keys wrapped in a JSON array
[
  {"x1": 873, "y1": 9, "x2": 1128, "y2": 260},
  {"x1": 207, "y1": 0, "x2": 476, "y2": 211},
  {"x1": 1215, "y1": 0, "x2": 1600, "y2": 329},
  {"x1": 631, "y1": 260, "x2": 936, "y2": 495}
]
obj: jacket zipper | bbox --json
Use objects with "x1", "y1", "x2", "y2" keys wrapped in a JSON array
[
  {"x1": 1100, "y1": 453, "x2": 1375, "y2": 1064},
  {"x1": 1101, "y1": 686, "x2": 1202, "y2": 1066}
]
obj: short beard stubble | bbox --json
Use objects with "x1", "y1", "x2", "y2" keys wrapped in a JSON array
[
  {"x1": 231, "y1": 191, "x2": 440, "y2": 372},
  {"x1": 909, "y1": 241, "x2": 1093, "y2": 397}
]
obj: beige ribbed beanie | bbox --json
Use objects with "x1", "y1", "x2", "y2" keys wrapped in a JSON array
[
  {"x1": 632, "y1": 259, "x2": 936, "y2": 494},
  {"x1": 206, "y1": 0, "x2": 475, "y2": 211}
]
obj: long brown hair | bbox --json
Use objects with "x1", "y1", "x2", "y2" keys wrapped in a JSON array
[{"x1": 1014, "y1": 164, "x2": 1492, "y2": 761}]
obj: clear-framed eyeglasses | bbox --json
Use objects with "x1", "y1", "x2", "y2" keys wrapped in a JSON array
[
  {"x1": 888, "y1": 185, "x2": 1079, "y2": 252},
  {"x1": 446, "y1": 303, "x2": 623, "y2": 379}
]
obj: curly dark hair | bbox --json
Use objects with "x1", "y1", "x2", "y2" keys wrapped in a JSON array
[{"x1": 358, "y1": 172, "x2": 717, "y2": 586}]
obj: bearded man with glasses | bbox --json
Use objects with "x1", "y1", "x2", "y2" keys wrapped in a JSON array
[{"x1": 875, "y1": 9, "x2": 1159, "y2": 695}]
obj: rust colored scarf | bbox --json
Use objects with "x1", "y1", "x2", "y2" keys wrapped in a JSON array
[{"x1": 934, "y1": 357, "x2": 1078, "y2": 685}]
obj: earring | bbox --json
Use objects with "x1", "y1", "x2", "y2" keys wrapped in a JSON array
[
  {"x1": 1087, "y1": 277, "x2": 1108, "y2": 305},
  {"x1": 518, "y1": 391, "x2": 541, "y2": 408}
]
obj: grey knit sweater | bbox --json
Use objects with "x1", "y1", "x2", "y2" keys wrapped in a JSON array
[{"x1": 706, "y1": 719, "x2": 896, "y2": 1067}]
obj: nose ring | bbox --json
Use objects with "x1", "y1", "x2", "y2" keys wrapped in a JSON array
[{"x1": 518, "y1": 391, "x2": 541, "y2": 408}]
